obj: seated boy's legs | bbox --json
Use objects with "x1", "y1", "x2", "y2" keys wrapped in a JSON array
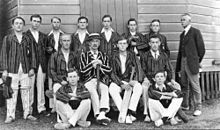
[
  {"x1": 142, "y1": 82, "x2": 151, "y2": 121},
  {"x1": 164, "y1": 98, "x2": 183, "y2": 119},
  {"x1": 109, "y1": 82, "x2": 123, "y2": 111}
]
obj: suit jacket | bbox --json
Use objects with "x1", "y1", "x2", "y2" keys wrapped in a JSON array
[
  {"x1": 122, "y1": 32, "x2": 148, "y2": 57},
  {"x1": 176, "y1": 27, "x2": 205, "y2": 74},
  {"x1": 26, "y1": 30, "x2": 48, "y2": 73},
  {"x1": 145, "y1": 33, "x2": 170, "y2": 57},
  {"x1": 99, "y1": 31, "x2": 119, "y2": 59},
  {"x1": 111, "y1": 51, "x2": 143, "y2": 86},
  {"x1": 71, "y1": 32, "x2": 90, "y2": 54}
]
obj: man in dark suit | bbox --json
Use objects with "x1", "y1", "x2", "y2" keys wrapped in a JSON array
[{"x1": 176, "y1": 13, "x2": 205, "y2": 116}]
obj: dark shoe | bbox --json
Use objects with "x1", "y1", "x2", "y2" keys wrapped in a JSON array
[
  {"x1": 39, "y1": 110, "x2": 48, "y2": 115},
  {"x1": 177, "y1": 109, "x2": 189, "y2": 123},
  {"x1": 181, "y1": 106, "x2": 189, "y2": 111},
  {"x1": 96, "y1": 118, "x2": 110, "y2": 126}
]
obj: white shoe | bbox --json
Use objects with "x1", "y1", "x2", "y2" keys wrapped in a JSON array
[
  {"x1": 170, "y1": 117, "x2": 178, "y2": 125},
  {"x1": 193, "y1": 110, "x2": 202, "y2": 116},
  {"x1": 144, "y1": 115, "x2": 151, "y2": 122},
  {"x1": 77, "y1": 120, "x2": 91, "y2": 127},
  {"x1": 130, "y1": 115, "x2": 136, "y2": 122},
  {"x1": 54, "y1": 123, "x2": 71, "y2": 129},
  {"x1": 154, "y1": 119, "x2": 163, "y2": 127},
  {"x1": 5, "y1": 117, "x2": 14, "y2": 124},
  {"x1": 25, "y1": 115, "x2": 37, "y2": 121},
  {"x1": 125, "y1": 115, "x2": 132, "y2": 124}
]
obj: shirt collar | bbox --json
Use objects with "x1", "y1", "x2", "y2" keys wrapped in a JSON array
[
  {"x1": 101, "y1": 27, "x2": 114, "y2": 33},
  {"x1": 90, "y1": 50, "x2": 99, "y2": 55},
  {"x1": 75, "y1": 29, "x2": 89, "y2": 35},
  {"x1": 130, "y1": 31, "x2": 136, "y2": 36},
  {"x1": 150, "y1": 50, "x2": 160, "y2": 57},
  {"x1": 48, "y1": 29, "x2": 64, "y2": 36},
  {"x1": 184, "y1": 25, "x2": 191, "y2": 35},
  {"x1": 155, "y1": 84, "x2": 166, "y2": 89}
]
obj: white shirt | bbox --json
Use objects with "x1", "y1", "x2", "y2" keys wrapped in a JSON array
[
  {"x1": 48, "y1": 30, "x2": 64, "y2": 51},
  {"x1": 119, "y1": 53, "x2": 127, "y2": 74},
  {"x1": 155, "y1": 84, "x2": 166, "y2": 91},
  {"x1": 62, "y1": 51, "x2": 69, "y2": 71},
  {"x1": 130, "y1": 31, "x2": 136, "y2": 36},
  {"x1": 30, "y1": 29, "x2": 39, "y2": 43},
  {"x1": 150, "y1": 50, "x2": 160, "y2": 59},
  {"x1": 101, "y1": 28, "x2": 114, "y2": 42},
  {"x1": 91, "y1": 50, "x2": 99, "y2": 59},
  {"x1": 184, "y1": 25, "x2": 191, "y2": 36},
  {"x1": 75, "y1": 30, "x2": 89, "y2": 44}
]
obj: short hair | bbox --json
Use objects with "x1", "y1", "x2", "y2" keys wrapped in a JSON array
[
  {"x1": 181, "y1": 13, "x2": 192, "y2": 20},
  {"x1": 67, "y1": 68, "x2": 79, "y2": 75},
  {"x1": 30, "y1": 14, "x2": 42, "y2": 22},
  {"x1": 12, "y1": 16, "x2": 25, "y2": 25},
  {"x1": 150, "y1": 19, "x2": 160, "y2": 26},
  {"x1": 154, "y1": 70, "x2": 166, "y2": 78},
  {"x1": 149, "y1": 34, "x2": 161, "y2": 42},
  {"x1": 102, "y1": 14, "x2": 112, "y2": 21},
  {"x1": 60, "y1": 33, "x2": 71, "y2": 40},
  {"x1": 51, "y1": 16, "x2": 61, "y2": 23},
  {"x1": 127, "y1": 18, "x2": 137, "y2": 25},
  {"x1": 78, "y1": 16, "x2": 88, "y2": 23},
  {"x1": 117, "y1": 35, "x2": 128, "y2": 43}
]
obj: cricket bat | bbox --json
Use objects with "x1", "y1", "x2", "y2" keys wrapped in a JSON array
[{"x1": 118, "y1": 67, "x2": 135, "y2": 123}]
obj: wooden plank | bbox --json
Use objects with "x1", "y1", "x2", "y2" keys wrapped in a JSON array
[
  {"x1": 93, "y1": 0, "x2": 101, "y2": 33},
  {"x1": 100, "y1": 0, "x2": 107, "y2": 20},
  {"x1": 122, "y1": 0, "x2": 130, "y2": 34},
  {"x1": 139, "y1": 23, "x2": 182, "y2": 33},
  {"x1": 200, "y1": 72, "x2": 206, "y2": 101},
  {"x1": 138, "y1": 5, "x2": 187, "y2": 14},
  {"x1": 189, "y1": 5, "x2": 214, "y2": 16},
  {"x1": 84, "y1": 0, "x2": 93, "y2": 32},
  {"x1": 108, "y1": 0, "x2": 116, "y2": 31},
  {"x1": 167, "y1": 41, "x2": 179, "y2": 51},
  {"x1": 204, "y1": 50, "x2": 220, "y2": 59},
  {"x1": 115, "y1": 0, "x2": 124, "y2": 34},
  {"x1": 138, "y1": 14, "x2": 181, "y2": 23},
  {"x1": 20, "y1": 14, "x2": 80, "y2": 24},
  {"x1": 23, "y1": 24, "x2": 78, "y2": 34},
  {"x1": 205, "y1": 72, "x2": 210, "y2": 99},
  {"x1": 6, "y1": 0, "x2": 18, "y2": 11},
  {"x1": 188, "y1": 0, "x2": 215, "y2": 8},
  {"x1": 214, "y1": 72, "x2": 219, "y2": 98},
  {"x1": 19, "y1": 5, "x2": 80, "y2": 15},
  {"x1": 138, "y1": 0, "x2": 186, "y2": 4},
  {"x1": 8, "y1": 6, "x2": 18, "y2": 20},
  {"x1": 79, "y1": 0, "x2": 86, "y2": 16},
  {"x1": 20, "y1": 0, "x2": 79, "y2": 5},
  {"x1": 210, "y1": 72, "x2": 214, "y2": 98},
  {"x1": 201, "y1": 59, "x2": 215, "y2": 67},
  {"x1": 130, "y1": 0, "x2": 137, "y2": 20}
]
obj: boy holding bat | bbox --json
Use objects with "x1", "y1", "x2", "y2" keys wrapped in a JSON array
[
  {"x1": 109, "y1": 35, "x2": 143, "y2": 124},
  {"x1": 148, "y1": 70, "x2": 183, "y2": 127}
]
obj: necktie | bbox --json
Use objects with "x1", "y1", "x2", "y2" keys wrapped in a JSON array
[{"x1": 155, "y1": 53, "x2": 157, "y2": 60}]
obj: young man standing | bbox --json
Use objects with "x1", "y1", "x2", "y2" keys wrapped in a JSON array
[
  {"x1": 100, "y1": 14, "x2": 119, "y2": 60},
  {"x1": 122, "y1": 18, "x2": 148, "y2": 58},
  {"x1": 71, "y1": 16, "x2": 90, "y2": 55},
  {"x1": 47, "y1": 16, "x2": 64, "y2": 113},
  {"x1": 109, "y1": 36, "x2": 143, "y2": 124},
  {"x1": 54, "y1": 68, "x2": 91, "y2": 129},
  {"x1": 0, "y1": 17, "x2": 36, "y2": 123},
  {"x1": 26, "y1": 14, "x2": 48, "y2": 115},
  {"x1": 80, "y1": 33, "x2": 112, "y2": 125}
]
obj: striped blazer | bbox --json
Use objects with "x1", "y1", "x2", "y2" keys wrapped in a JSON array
[
  {"x1": 140, "y1": 51, "x2": 174, "y2": 83},
  {"x1": 49, "y1": 50, "x2": 77, "y2": 83},
  {"x1": 0, "y1": 32, "x2": 36, "y2": 73},
  {"x1": 80, "y1": 51, "x2": 111, "y2": 84},
  {"x1": 26, "y1": 30, "x2": 48, "y2": 73}
]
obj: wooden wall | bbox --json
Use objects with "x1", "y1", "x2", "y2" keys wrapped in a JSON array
[
  {"x1": 137, "y1": 0, "x2": 220, "y2": 68},
  {"x1": 80, "y1": 0, "x2": 137, "y2": 34},
  {"x1": 18, "y1": 0, "x2": 81, "y2": 34}
]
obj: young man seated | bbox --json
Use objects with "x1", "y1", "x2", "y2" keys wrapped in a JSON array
[
  {"x1": 109, "y1": 36, "x2": 143, "y2": 124},
  {"x1": 54, "y1": 68, "x2": 91, "y2": 129},
  {"x1": 148, "y1": 70, "x2": 183, "y2": 127}
]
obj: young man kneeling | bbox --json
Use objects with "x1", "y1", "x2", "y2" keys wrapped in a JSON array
[
  {"x1": 54, "y1": 68, "x2": 91, "y2": 129},
  {"x1": 148, "y1": 70, "x2": 183, "y2": 127}
]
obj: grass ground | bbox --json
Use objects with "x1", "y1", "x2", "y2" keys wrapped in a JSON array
[{"x1": 1, "y1": 98, "x2": 220, "y2": 130}]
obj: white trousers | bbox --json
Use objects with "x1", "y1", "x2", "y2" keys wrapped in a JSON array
[
  {"x1": 7, "y1": 72, "x2": 31, "y2": 119},
  {"x1": 142, "y1": 82, "x2": 150, "y2": 115},
  {"x1": 29, "y1": 65, "x2": 46, "y2": 113},
  {"x1": 109, "y1": 81, "x2": 142, "y2": 112},
  {"x1": 48, "y1": 77, "x2": 54, "y2": 109},
  {"x1": 56, "y1": 99, "x2": 91, "y2": 126},
  {"x1": 149, "y1": 98, "x2": 183, "y2": 121},
  {"x1": 84, "y1": 78, "x2": 110, "y2": 116}
]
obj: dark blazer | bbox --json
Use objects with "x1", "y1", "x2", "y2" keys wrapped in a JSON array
[
  {"x1": 99, "y1": 31, "x2": 119, "y2": 59},
  {"x1": 176, "y1": 27, "x2": 205, "y2": 74},
  {"x1": 26, "y1": 30, "x2": 48, "y2": 73},
  {"x1": 111, "y1": 51, "x2": 143, "y2": 86},
  {"x1": 122, "y1": 32, "x2": 148, "y2": 57},
  {"x1": 145, "y1": 33, "x2": 170, "y2": 57},
  {"x1": 70, "y1": 32, "x2": 90, "y2": 54}
]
